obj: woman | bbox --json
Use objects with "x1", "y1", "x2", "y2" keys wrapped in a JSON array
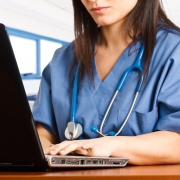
[{"x1": 33, "y1": 0, "x2": 180, "y2": 165}]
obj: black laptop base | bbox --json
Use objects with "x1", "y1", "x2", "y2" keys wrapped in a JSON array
[{"x1": 0, "y1": 24, "x2": 47, "y2": 171}]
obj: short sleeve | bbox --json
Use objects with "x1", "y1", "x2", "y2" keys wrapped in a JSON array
[
  {"x1": 32, "y1": 64, "x2": 59, "y2": 138},
  {"x1": 154, "y1": 41, "x2": 180, "y2": 132}
]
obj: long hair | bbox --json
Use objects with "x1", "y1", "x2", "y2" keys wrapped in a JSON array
[{"x1": 71, "y1": 0, "x2": 179, "y2": 84}]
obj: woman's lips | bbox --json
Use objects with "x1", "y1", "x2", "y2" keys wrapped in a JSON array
[{"x1": 91, "y1": 7, "x2": 109, "y2": 14}]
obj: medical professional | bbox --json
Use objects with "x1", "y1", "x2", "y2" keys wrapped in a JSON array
[{"x1": 33, "y1": 0, "x2": 180, "y2": 165}]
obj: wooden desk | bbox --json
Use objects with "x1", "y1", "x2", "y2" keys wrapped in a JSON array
[{"x1": 0, "y1": 164, "x2": 180, "y2": 180}]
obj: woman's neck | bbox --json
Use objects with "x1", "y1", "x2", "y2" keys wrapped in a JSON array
[
  {"x1": 98, "y1": 22, "x2": 131, "y2": 50},
  {"x1": 95, "y1": 23, "x2": 133, "y2": 81}
]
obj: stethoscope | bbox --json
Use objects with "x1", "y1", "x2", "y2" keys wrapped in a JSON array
[{"x1": 65, "y1": 45, "x2": 145, "y2": 140}]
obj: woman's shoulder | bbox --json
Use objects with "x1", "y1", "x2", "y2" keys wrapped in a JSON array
[
  {"x1": 51, "y1": 41, "x2": 74, "y2": 65},
  {"x1": 157, "y1": 26, "x2": 180, "y2": 45},
  {"x1": 52, "y1": 41, "x2": 75, "y2": 61},
  {"x1": 42, "y1": 41, "x2": 75, "y2": 78},
  {"x1": 149, "y1": 26, "x2": 180, "y2": 71},
  {"x1": 154, "y1": 26, "x2": 180, "y2": 61}
]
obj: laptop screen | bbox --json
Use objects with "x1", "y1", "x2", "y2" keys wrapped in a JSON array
[{"x1": 0, "y1": 24, "x2": 45, "y2": 164}]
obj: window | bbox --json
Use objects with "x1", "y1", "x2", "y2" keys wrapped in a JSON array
[
  {"x1": 6, "y1": 27, "x2": 68, "y2": 79},
  {"x1": 40, "y1": 40, "x2": 62, "y2": 74},
  {"x1": 9, "y1": 36, "x2": 37, "y2": 75}
]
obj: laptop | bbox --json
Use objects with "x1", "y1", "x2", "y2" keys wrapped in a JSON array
[{"x1": 0, "y1": 23, "x2": 128, "y2": 171}]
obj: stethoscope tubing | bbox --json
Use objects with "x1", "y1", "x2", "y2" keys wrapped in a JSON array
[
  {"x1": 70, "y1": 68, "x2": 79, "y2": 123},
  {"x1": 99, "y1": 46, "x2": 144, "y2": 135},
  {"x1": 67, "y1": 45, "x2": 145, "y2": 139}
]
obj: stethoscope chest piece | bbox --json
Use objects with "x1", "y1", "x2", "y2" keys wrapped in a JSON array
[{"x1": 65, "y1": 122, "x2": 83, "y2": 140}]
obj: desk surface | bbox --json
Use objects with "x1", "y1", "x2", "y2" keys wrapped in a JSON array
[{"x1": 1, "y1": 164, "x2": 180, "y2": 180}]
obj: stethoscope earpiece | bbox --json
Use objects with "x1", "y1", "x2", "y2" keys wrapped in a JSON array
[
  {"x1": 91, "y1": 126, "x2": 115, "y2": 136},
  {"x1": 107, "y1": 131, "x2": 116, "y2": 136},
  {"x1": 90, "y1": 126, "x2": 105, "y2": 136},
  {"x1": 90, "y1": 126, "x2": 98, "y2": 133}
]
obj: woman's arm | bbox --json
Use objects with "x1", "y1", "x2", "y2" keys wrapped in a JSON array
[
  {"x1": 36, "y1": 123, "x2": 59, "y2": 149},
  {"x1": 113, "y1": 131, "x2": 180, "y2": 165},
  {"x1": 44, "y1": 130, "x2": 180, "y2": 165}
]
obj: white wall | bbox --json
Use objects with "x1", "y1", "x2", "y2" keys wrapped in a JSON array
[
  {"x1": 163, "y1": 0, "x2": 180, "y2": 27},
  {"x1": 0, "y1": 0, "x2": 74, "y2": 95},
  {"x1": 0, "y1": 0, "x2": 74, "y2": 41}
]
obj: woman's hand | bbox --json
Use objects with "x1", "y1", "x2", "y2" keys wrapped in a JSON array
[
  {"x1": 42, "y1": 131, "x2": 180, "y2": 165},
  {"x1": 44, "y1": 136, "x2": 117, "y2": 157}
]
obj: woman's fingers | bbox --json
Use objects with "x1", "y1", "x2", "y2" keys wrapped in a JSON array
[
  {"x1": 44, "y1": 137, "x2": 113, "y2": 157},
  {"x1": 58, "y1": 142, "x2": 81, "y2": 155},
  {"x1": 59, "y1": 141, "x2": 94, "y2": 155},
  {"x1": 44, "y1": 140, "x2": 95, "y2": 156},
  {"x1": 44, "y1": 143, "x2": 55, "y2": 154},
  {"x1": 44, "y1": 140, "x2": 71, "y2": 155}
]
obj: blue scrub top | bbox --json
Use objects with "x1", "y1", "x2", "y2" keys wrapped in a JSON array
[{"x1": 32, "y1": 28, "x2": 180, "y2": 142}]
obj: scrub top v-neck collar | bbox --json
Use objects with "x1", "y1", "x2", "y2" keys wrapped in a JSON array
[{"x1": 92, "y1": 41, "x2": 142, "y2": 94}]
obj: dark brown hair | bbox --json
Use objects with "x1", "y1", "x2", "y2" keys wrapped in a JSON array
[{"x1": 71, "y1": 0, "x2": 179, "y2": 83}]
